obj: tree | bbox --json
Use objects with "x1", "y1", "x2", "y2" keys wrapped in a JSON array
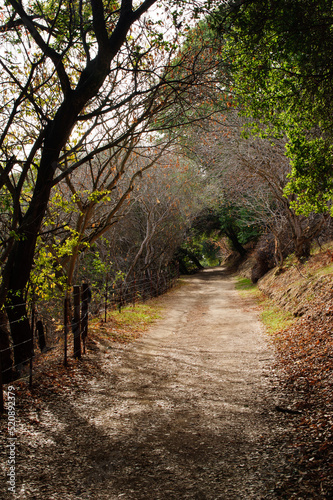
[
  {"x1": 177, "y1": 111, "x2": 265, "y2": 253},
  {"x1": 0, "y1": 0, "x2": 219, "y2": 370},
  {"x1": 181, "y1": 109, "x2": 328, "y2": 264},
  {"x1": 100, "y1": 152, "x2": 208, "y2": 279},
  {"x1": 216, "y1": 0, "x2": 333, "y2": 214},
  {"x1": 37, "y1": 137, "x2": 174, "y2": 296},
  {"x1": 234, "y1": 134, "x2": 328, "y2": 262}
]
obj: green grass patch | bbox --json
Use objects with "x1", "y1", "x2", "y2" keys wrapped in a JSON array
[
  {"x1": 235, "y1": 277, "x2": 259, "y2": 298},
  {"x1": 109, "y1": 303, "x2": 162, "y2": 328},
  {"x1": 311, "y1": 240, "x2": 333, "y2": 255},
  {"x1": 235, "y1": 277, "x2": 256, "y2": 290},
  {"x1": 258, "y1": 296, "x2": 295, "y2": 334},
  {"x1": 90, "y1": 302, "x2": 163, "y2": 344},
  {"x1": 317, "y1": 262, "x2": 333, "y2": 276},
  {"x1": 283, "y1": 252, "x2": 297, "y2": 268},
  {"x1": 235, "y1": 276, "x2": 295, "y2": 334}
]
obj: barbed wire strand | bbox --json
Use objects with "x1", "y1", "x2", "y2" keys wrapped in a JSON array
[{"x1": 0, "y1": 267, "x2": 180, "y2": 395}]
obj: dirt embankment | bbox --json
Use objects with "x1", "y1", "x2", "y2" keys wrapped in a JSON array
[
  {"x1": 238, "y1": 247, "x2": 333, "y2": 499},
  {"x1": 257, "y1": 250, "x2": 333, "y2": 318}
]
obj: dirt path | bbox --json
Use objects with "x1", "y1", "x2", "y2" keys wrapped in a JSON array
[{"x1": 3, "y1": 268, "x2": 293, "y2": 499}]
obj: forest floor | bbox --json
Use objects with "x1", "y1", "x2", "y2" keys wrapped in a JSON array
[{"x1": 0, "y1": 265, "x2": 332, "y2": 499}]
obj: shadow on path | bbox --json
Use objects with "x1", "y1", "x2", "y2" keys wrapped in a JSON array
[{"x1": 4, "y1": 267, "x2": 293, "y2": 500}]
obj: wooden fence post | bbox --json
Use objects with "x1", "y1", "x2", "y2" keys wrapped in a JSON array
[
  {"x1": 133, "y1": 273, "x2": 136, "y2": 306},
  {"x1": 73, "y1": 286, "x2": 81, "y2": 359},
  {"x1": 104, "y1": 274, "x2": 108, "y2": 323},
  {"x1": 0, "y1": 355, "x2": 3, "y2": 415},
  {"x1": 29, "y1": 296, "x2": 36, "y2": 388},
  {"x1": 81, "y1": 283, "x2": 90, "y2": 355},
  {"x1": 64, "y1": 291, "x2": 70, "y2": 367}
]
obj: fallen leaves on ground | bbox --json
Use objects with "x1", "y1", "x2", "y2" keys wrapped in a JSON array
[{"x1": 264, "y1": 250, "x2": 333, "y2": 499}]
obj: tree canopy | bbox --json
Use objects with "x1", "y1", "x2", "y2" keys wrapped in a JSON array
[
  {"x1": 0, "y1": 0, "x2": 219, "y2": 369},
  {"x1": 1, "y1": 0, "x2": 333, "y2": 378},
  {"x1": 216, "y1": 0, "x2": 333, "y2": 215}
]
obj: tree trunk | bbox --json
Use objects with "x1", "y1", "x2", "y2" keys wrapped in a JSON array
[
  {"x1": 81, "y1": 283, "x2": 90, "y2": 354},
  {"x1": 0, "y1": 6, "x2": 155, "y2": 369},
  {"x1": 273, "y1": 232, "x2": 284, "y2": 268},
  {"x1": 177, "y1": 248, "x2": 204, "y2": 272},
  {"x1": 72, "y1": 286, "x2": 81, "y2": 359},
  {"x1": 186, "y1": 250, "x2": 205, "y2": 270},
  {"x1": 5, "y1": 290, "x2": 32, "y2": 369},
  {"x1": 0, "y1": 92, "x2": 98, "y2": 368},
  {"x1": 295, "y1": 237, "x2": 311, "y2": 262},
  {"x1": 225, "y1": 227, "x2": 247, "y2": 256},
  {"x1": 36, "y1": 320, "x2": 46, "y2": 352},
  {"x1": 2, "y1": 153, "x2": 55, "y2": 367},
  {"x1": 0, "y1": 311, "x2": 14, "y2": 383}
]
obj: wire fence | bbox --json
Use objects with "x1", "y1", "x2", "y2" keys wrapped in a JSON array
[
  {"x1": 0, "y1": 264, "x2": 179, "y2": 413},
  {"x1": 91, "y1": 266, "x2": 180, "y2": 318}
]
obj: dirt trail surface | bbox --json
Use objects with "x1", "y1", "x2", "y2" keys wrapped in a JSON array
[{"x1": 2, "y1": 268, "x2": 294, "y2": 499}]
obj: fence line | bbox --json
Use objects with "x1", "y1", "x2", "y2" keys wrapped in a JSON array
[{"x1": 0, "y1": 265, "x2": 180, "y2": 412}]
